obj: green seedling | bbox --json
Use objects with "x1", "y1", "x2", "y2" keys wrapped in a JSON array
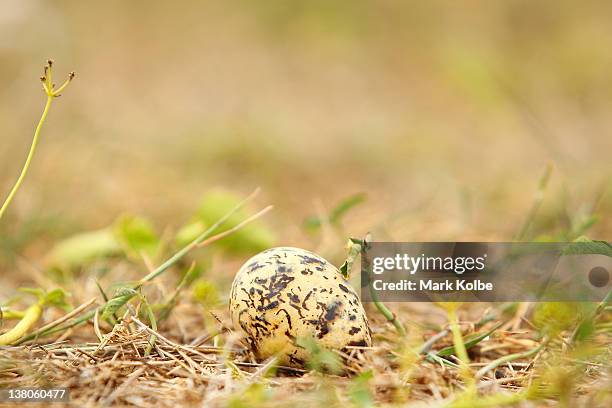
[
  {"x1": 0, "y1": 288, "x2": 69, "y2": 345},
  {"x1": 342, "y1": 236, "x2": 407, "y2": 337},
  {"x1": 0, "y1": 60, "x2": 75, "y2": 222}
]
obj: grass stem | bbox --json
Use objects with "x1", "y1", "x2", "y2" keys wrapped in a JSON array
[
  {"x1": 447, "y1": 307, "x2": 474, "y2": 390},
  {"x1": 475, "y1": 340, "x2": 546, "y2": 380},
  {"x1": 514, "y1": 163, "x2": 552, "y2": 241},
  {"x1": 0, "y1": 96, "x2": 52, "y2": 221},
  {"x1": 370, "y1": 289, "x2": 406, "y2": 337}
]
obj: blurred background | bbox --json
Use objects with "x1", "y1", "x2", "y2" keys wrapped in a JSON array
[{"x1": 1, "y1": 0, "x2": 611, "y2": 283}]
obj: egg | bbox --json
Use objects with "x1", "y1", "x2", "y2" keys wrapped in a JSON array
[{"x1": 229, "y1": 247, "x2": 372, "y2": 367}]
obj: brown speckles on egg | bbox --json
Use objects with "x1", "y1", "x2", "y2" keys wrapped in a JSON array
[
  {"x1": 287, "y1": 292, "x2": 300, "y2": 303},
  {"x1": 229, "y1": 247, "x2": 372, "y2": 367}
]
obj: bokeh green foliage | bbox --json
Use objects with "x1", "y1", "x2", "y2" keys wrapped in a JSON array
[
  {"x1": 192, "y1": 279, "x2": 221, "y2": 308},
  {"x1": 304, "y1": 193, "x2": 366, "y2": 233},
  {"x1": 296, "y1": 336, "x2": 342, "y2": 375},
  {"x1": 45, "y1": 190, "x2": 275, "y2": 271},
  {"x1": 176, "y1": 190, "x2": 275, "y2": 254},
  {"x1": 45, "y1": 215, "x2": 160, "y2": 269},
  {"x1": 533, "y1": 302, "x2": 582, "y2": 337}
]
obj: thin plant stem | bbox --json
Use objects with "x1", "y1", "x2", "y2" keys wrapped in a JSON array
[
  {"x1": 23, "y1": 297, "x2": 97, "y2": 341},
  {"x1": 196, "y1": 205, "x2": 273, "y2": 248},
  {"x1": 0, "y1": 60, "x2": 74, "y2": 222},
  {"x1": 447, "y1": 307, "x2": 475, "y2": 392},
  {"x1": 448, "y1": 309, "x2": 469, "y2": 364},
  {"x1": 368, "y1": 281, "x2": 407, "y2": 337},
  {"x1": 425, "y1": 351, "x2": 460, "y2": 368},
  {"x1": 514, "y1": 163, "x2": 553, "y2": 241},
  {"x1": 140, "y1": 295, "x2": 157, "y2": 356},
  {"x1": 475, "y1": 340, "x2": 547, "y2": 380},
  {"x1": 0, "y1": 96, "x2": 53, "y2": 221},
  {"x1": 349, "y1": 237, "x2": 407, "y2": 337}
]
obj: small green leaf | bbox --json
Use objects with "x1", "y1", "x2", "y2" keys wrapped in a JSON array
[
  {"x1": 436, "y1": 322, "x2": 502, "y2": 357},
  {"x1": 95, "y1": 280, "x2": 110, "y2": 302},
  {"x1": 16, "y1": 288, "x2": 70, "y2": 311},
  {"x1": 303, "y1": 193, "x2": 367, "y2": 233},
  {"x1": 113, "y1": 215, "x2": 159, "y2": 258},
  {"x1": 102, "y1": 287, "x2": 137, "y2": 321},
  {"x1": 563, "y1": 238, "x2": 612, "y2": 257},
  {"x1": 329, "y1": 193, "x2": 367, "y2": 225},
  {"x1": 42, "y1": 288, "x2": 70, "y2": 310},
  {"x1": 18, "y1": 287, "x2": 46, "y2": 300},
  {"x1": 340, "y1": 238, "x2": 363, "y2": 278}
]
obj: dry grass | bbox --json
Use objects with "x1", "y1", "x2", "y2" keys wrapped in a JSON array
[{"x1": 1, "y1": 291, "x2": 610, "y2": 407}]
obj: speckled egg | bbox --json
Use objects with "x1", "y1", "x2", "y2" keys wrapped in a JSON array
[{"x1": 229, "y1": 247, "x2": 372, "y2": 366}]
